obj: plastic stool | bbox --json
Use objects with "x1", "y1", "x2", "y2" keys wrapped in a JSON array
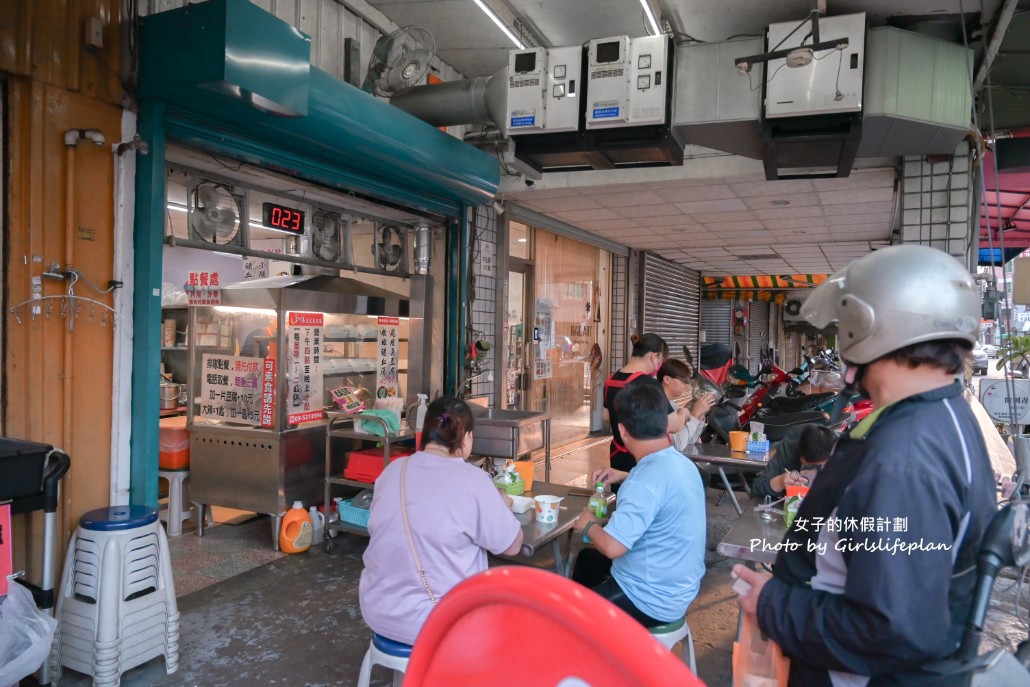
[
  {"x1": 158, "y1": 469, "x2": 196, "y2": 537},
  {"x1": 50, "y1": 506, "x2": 179, "y2": 687},
  {"x1": 357, "y1": 632, "x2": 412, "y2": 687},
  {"x1": 649, "y1": 616, "x2": 697, "y2": 674}
]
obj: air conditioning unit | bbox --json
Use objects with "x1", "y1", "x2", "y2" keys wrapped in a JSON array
[
  {"x1": 506, "y1": 46, "x2": 581, "y2": 135},
  {"x1": 765, "y1": 13, "x2": 865, "y2": 119},
  {"x1": 783, "y1": 296, "x2": 807, "y2": 322}
]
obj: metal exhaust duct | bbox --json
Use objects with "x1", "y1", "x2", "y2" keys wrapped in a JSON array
[{"x1": 390, "y1": 69, "x2": 508, "y2": 132}]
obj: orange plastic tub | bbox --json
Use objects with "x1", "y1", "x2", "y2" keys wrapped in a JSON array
[{"x1": 159, "y1": 416, "x2": 190, "y2": 469}]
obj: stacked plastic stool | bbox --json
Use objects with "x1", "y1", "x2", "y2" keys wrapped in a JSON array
[
  {"x1": 50, "y1": 506, "x2": 179, "y2": 686},
  {"x1": 357, "y1": 632, "x2": 411, "y2": 687},
  {"x1": 649, "y1": 616, "x2": 697, "y2": 674}
]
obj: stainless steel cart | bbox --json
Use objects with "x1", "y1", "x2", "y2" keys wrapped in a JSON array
[{"x1": 323, "y1": 413, "x2": 414, "y2": 551}]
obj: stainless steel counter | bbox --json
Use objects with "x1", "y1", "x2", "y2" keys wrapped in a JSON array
[{"x1": 471, "y1": 408, "x2": 553, "y2": 481}]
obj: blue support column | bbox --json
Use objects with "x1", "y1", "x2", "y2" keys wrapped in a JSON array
[{"x1": 129, "y1": 98, "x2": 167, "y2": 508}]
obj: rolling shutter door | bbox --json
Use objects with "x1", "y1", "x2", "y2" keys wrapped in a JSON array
[
  {"x1": 701, "y1": 300, "x2": 732, "y2": 348},
  {"x1": 784, "y1": 332, "x2": 799, "y2": 370},
  {"x1": 641, "y1": 253, "x2": 700, "y2": 363},
  {"x1": 748, "y1": 300, "x2": 770, "y2": 374}
]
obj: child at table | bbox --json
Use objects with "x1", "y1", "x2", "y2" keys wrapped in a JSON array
[{"x1": 750, "y1": 420, "x2": 838, "y2": 500}]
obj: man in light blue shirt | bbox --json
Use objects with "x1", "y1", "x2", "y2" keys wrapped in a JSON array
[{"x1": 573, "y1": 383, "x2": 707, "y2": 627}]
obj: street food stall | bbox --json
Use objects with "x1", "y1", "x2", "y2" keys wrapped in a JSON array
[{"x1": 186, "y1": 275, "x2": 413, "y2": 547}]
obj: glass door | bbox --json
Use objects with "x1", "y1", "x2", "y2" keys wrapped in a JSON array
[{"x1": 505, "y1": 267, "x2": 531, "y2": 410}]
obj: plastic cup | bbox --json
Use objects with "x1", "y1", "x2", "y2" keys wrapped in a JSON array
[
  {"x1": 729, "y1": 430, "x2": 749, "y2": 452},
  {"x1": 513, "y1": 460, "x2": 536, "y2": 491},
  {"x1": 533, "y1": 495, "x2": 562, "y2": 524}
]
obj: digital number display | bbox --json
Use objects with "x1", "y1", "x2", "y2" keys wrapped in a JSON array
[{"x1": 262, "y1": 202, "x2": 305, "y2": 235}]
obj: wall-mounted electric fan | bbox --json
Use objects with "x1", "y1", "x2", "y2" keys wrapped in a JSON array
[
  {"x1": 189, "y1": 181, "x2": 241, "y2": 245},
  {"x1": 311, "y1": 209, "x2": 344, "y2": 263},
  {"x1": 373, "y1": 225, "x2": 404, "y2": 271},
  {"x1": 362, "y1": 26, "x2": 435, "y2": 97}
]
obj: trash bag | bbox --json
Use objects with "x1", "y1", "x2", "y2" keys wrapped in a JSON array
[{"x1": 0, "y1": 582, "x2": 58, "y2": 687}]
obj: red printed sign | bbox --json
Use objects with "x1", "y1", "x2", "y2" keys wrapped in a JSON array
[
  {"x1": 261, "y1": 358, "x2": 276, "y2": 428},
  {"x1": 288, "y1": 312, "x2": 324, "y2": 327},
  {"x1": 0, "y1": 503, "x2": 11, "y2": 596},
  {"x1": 287, "y1": 409, "x2": 325, "y2": 425},
  {"x1": 378, "y1": 316, "x2": 400, "y2": 326}
]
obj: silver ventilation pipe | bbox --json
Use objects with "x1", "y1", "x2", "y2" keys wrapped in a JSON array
[
  {"x1": 413, "y1": 222, "x2": 432, "y2": 275},
  {"x1": 390, "y1": 69, "x2": 508, "y2": 131}
]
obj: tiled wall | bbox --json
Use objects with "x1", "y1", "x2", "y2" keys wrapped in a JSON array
[{"x1": 901, "y1": 141, "x2": 975, "y2": 264}]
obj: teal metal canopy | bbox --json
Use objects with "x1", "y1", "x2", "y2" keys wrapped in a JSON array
[{"x1": 139, "y1": 0, "x2": 499, "y2": 216}]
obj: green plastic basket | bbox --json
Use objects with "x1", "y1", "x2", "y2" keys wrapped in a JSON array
[{"x1": 494, "y1": 476, "x2": 525, "y2": 496}]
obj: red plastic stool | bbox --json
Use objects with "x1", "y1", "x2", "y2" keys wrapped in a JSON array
[{"x1": 405, "y1": 566, "x2": 706, "y2": 687}]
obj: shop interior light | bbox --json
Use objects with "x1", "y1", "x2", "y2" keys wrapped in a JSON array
[
  {"x1": 213, "y1": 306, "x2": 277, "y2": 315},
  {"x1": 639, "y1": 0, "x2": 662, "y2": 36},
  {"x1": 472, "y1": 0, "x2": 525, "y2": 49}
]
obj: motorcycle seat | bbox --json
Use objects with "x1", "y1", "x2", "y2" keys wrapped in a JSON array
[
  {"x1": 767, "y1": 391, "x2": 838, "y2": 413},
  {"x1": 754, "y1": 411, "x2": 830, "y2": 441}
]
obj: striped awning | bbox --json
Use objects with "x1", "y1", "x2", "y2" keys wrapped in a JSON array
[{"x1": 702, "y1": 274, "x2": 827, "y2": 302}]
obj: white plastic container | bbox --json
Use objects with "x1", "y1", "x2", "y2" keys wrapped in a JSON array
[{"x1": 309, "y1": 506, "x2": 325, "y2": 546}]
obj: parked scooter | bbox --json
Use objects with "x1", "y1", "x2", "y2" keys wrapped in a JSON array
[{"x1": 687, "y1": 346, "x2": 851, "y2": 443}]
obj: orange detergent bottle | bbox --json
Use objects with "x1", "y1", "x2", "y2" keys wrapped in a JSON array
[{"x1": 279, "y1": 501, "x2": 314, "y2": 553}]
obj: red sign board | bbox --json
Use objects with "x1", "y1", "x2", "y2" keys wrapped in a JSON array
[
  {"x1": 287, "y1": 409, "x2": 325, "y2": 425},
  {"x1": 261, "y1": 358, "x2": 276, "y2": 428},
  {"x1": 288, "y1": 312, "x2": 324, "y2": 327},
  {"x1": 378, "y1": 316, "x2": 400, "y2": 326}
]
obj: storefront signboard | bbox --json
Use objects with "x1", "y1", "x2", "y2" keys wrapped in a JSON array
[
  {"x1": 376, "y1": 316, "x2": 400, "y2": 399},
  {"x1": 199, "y1": 354, "x2": 263, "y2": 425},
  {"x1": 287, "y1": 311, "x2": 324, "y2": 424}
]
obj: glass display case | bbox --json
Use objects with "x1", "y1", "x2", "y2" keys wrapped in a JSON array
[{"x1": 186, "y1": 275, "x2": 415, "y2": 546}]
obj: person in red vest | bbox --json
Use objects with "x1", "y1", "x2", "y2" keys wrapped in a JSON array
[{"x1": 603, "y1": 333, "x2": 687, "y2": 477}]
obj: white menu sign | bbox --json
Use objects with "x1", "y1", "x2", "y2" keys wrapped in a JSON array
[
  {"x1": 287, "y1": 312, "x2": 325, "y2": 424},
  {"x1": 199, "y1": 354, "x2": 263, "y2": 425},
  {"x1": 376, "y1": 316, "x2": 400, "y2": 399}
]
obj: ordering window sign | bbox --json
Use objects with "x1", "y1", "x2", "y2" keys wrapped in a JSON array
[
  {"x1": 186, "y1": 271, "x2": 221, "y2": 305},
  {"x1": 377, "y1": 317, "x2": 400, "y2": 399},
  {"x1": 287, "y1": 312, "x2": 324, "y2": 424},
  {"x1": 199, "y1": 355, "x2": 263, "y2": 425}
]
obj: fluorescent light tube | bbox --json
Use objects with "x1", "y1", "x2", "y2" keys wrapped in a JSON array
[
  {"x1": 639, "y1": 0, "x2": 661, "y2": 36},
  {"x1": 472, "y1": 0, "x2": 525, "y2": 49}
]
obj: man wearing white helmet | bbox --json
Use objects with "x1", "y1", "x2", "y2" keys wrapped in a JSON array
[{"x1": 734, "y1": 245, "x2": 997, "y2": 686}]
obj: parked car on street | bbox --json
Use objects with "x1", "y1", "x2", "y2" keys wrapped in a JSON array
[
  {"x1": 982, "y1": 343, "x2": 998, "y2": 357},
  {"x1": 972, "y1": 342, "x2": 988, "y2": 376}
]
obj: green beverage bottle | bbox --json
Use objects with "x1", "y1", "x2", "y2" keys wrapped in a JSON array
[{"x1": 584, "y1": 482, "x2": 608, "y2": 543}]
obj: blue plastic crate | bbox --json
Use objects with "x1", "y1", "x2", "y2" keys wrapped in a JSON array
[{"x1": 338, "y1": 499, "x2": 371, "y2": 529}]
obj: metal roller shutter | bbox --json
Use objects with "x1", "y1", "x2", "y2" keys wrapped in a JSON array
[
  {"x1": 701, "y1": 300, "x2": 732, "y2": 348},
  {"x1": 785, "y1": 332, "x2": 799, "y2": 371},
  {"x1": 748, "y1": 300, "x2": 770, "y2": 374},
  {"x1": 641, "y1": 253, "x2": 701, "y2": 364}
]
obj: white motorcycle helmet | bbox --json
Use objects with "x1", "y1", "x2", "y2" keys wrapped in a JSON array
[{"x1": 801, "y1": 245, "x2": 979, "y2": 365}]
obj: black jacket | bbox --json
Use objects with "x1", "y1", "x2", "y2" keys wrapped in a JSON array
[
  {"x1": 751, "y1": 424, "x2": 806, "y2": 500},
  {"x1": 757, "y1": 382, "x2": 996, "y2": 687}
]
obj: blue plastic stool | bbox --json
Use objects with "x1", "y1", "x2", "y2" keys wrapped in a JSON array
[
  {"x1": 357, "y1": 632, "x2": 412, "y2": 687},
  {"x1": 79, "y1": 505, "x2": 159, "y2": 531}
]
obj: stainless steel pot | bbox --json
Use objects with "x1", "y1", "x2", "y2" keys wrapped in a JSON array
[{"x1": 160, "y1": 382, "x2": 183, "y2": 410}]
